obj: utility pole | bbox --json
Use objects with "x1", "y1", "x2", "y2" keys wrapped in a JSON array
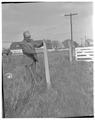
[
  {"x1": 65, "y1": 13, "x2": 78, "y2": 62},
  {"x1": 85, "y1": 34, "x2": 87, "y2": 46},
  {"x1": 81, "y1": 38, "x2": 83, "y2": 47}
]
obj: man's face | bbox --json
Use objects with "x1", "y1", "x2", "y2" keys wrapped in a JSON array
[
  {"x1": 23, "y1": 31, "x2": 31, "y2": 40},
  {"x1": 25, "y1": 38, "x2": 31, "y2": 42}
]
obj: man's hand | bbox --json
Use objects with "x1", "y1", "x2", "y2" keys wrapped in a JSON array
[
  {"x1": 18, "y1": 42, "x2": 25, "y2": 46},
  {"x1": 43, "y1": 39, "x2": 46, "y2": 44}
]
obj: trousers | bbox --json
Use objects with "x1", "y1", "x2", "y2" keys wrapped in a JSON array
[{"x1": 24, "y1": 61, "x2": 36, "y2": 83}]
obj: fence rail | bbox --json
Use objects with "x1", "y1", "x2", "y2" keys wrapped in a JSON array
[{"x1": 10, "y1": 48, "x2": 69, "y2": 55}]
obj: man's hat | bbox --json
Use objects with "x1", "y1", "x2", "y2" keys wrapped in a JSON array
[{"x1": 23, "y1": 31, "x2": 31, "y2": 38}]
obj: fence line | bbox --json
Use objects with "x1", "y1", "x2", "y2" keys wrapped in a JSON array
[{"x1": 10, "y1": 47, "x2": 94, "y2": 62}]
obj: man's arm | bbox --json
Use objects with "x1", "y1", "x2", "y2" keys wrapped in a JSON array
[
  {"x1": 33, "y1": 40, "x2": 43, "y2": 48},
  {"x1": 19, "y1": 42, "x2": 35, "y2": 54}
]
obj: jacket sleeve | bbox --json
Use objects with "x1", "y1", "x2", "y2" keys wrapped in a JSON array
[
  {"x1": 33, "y1": 40, "x2": 43, "y2": 48},
  {"x1": 19, "y1": 42, "x2": 35, "y2": 54}
]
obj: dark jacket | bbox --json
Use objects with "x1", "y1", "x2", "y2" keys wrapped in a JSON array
[{"x1": 19, "y1": 38, "x2": 43, "y2": 66}]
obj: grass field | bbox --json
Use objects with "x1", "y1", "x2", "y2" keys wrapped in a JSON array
[{"x1": 2, "y1": 51, "x2": 93, "y2": 118}]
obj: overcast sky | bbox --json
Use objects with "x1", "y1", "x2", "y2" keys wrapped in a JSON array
[{"x1": 2, "y1": 2, "x2": 93, "y2": 48}]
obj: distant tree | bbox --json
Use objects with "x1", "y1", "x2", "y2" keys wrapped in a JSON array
[
  {"x1": 2, "y1": 48, "x2": 11, "y2": 56},
  {"x1": 85, "y1": 39, "x2": 93, "y2": 47},
  {"x1": 57, "y1": 41, "x2": 64, "y2": 48},
  {"x1": 52, "y1": 40, "x2": 62, "y2": 49},
  {"x1": 45, "y1": 40, "x2": 52, "y2": 49},
  {"x1": 62, "y1": 39, "x2": 79, "y2": 48},
  {"x1": 10, "y1": 42, "x2": 22, "y2": 50}
]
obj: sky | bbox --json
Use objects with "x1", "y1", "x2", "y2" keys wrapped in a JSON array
[{"x1": 2, "y1": 2, "x2": 93, "y2": 48}]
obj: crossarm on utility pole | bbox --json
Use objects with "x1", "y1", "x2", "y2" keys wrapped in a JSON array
[{"x1": 65, "y1": 13, "x2": 78, "y2": 16}]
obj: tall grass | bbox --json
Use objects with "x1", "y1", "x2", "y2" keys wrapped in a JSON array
[{"x1": 2, "y1": 52, "x2": 93, "y2": 117}]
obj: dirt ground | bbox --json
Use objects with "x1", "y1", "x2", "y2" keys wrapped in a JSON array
[{"x1": 2, "y1": 51, "x2": 93, "y2": 118}]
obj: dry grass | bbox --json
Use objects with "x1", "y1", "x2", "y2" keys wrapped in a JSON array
[{"x1": 2, "y1": 51, "x2": 93, "y2": 118}]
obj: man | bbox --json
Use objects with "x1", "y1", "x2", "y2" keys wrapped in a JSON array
[{"x1": 19, "y1": 31, "x2": 43, "y2": 83}]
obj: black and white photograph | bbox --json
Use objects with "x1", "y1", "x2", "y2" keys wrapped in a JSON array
[{"x1": 2, "y1": 1, "x2": 94, "y2": 118}]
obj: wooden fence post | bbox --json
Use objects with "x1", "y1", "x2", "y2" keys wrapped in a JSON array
[{"x1": 43, "y1": 40, "x2": 51, "y2": 89}]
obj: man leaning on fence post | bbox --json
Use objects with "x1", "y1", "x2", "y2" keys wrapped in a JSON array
[{"x1": 19, "y1": 30, "x2": 43, "y2": 83}]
